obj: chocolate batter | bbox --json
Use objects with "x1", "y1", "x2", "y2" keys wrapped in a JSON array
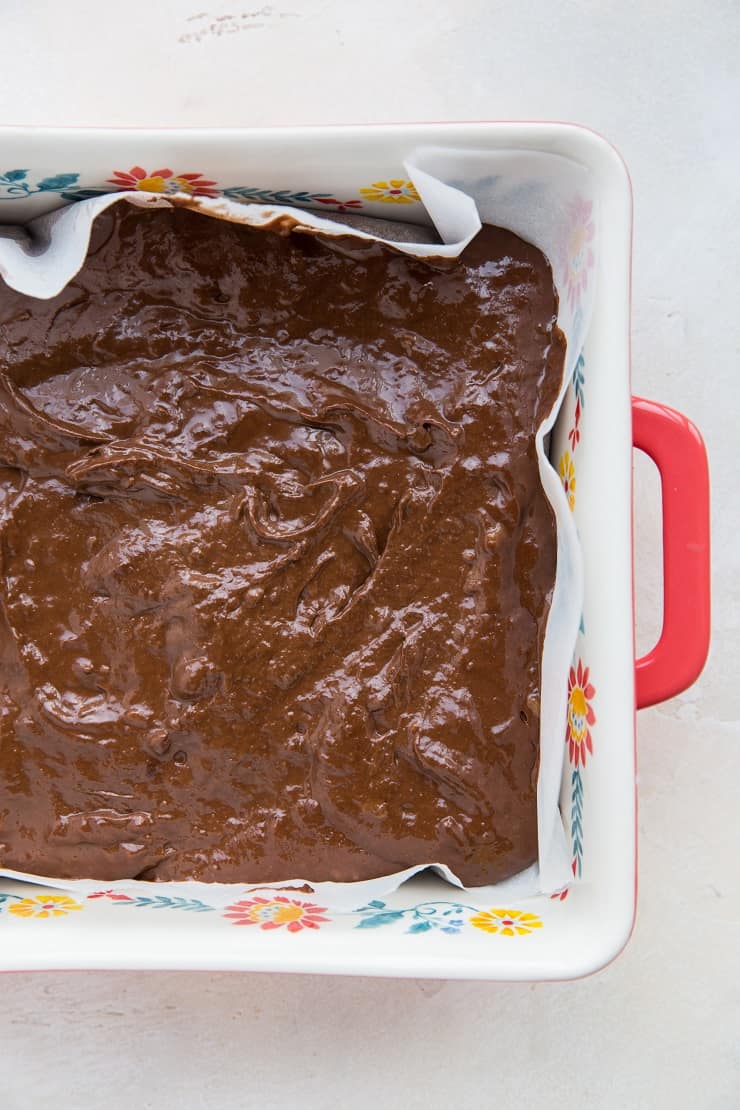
[{"x1": 0, "y1": 205, "x2": 564, "y2": 885}]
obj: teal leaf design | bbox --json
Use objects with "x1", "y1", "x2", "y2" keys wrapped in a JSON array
[
  {"x1": 572, "y1": 353, "x2": 586, "y2": 407},
  {"x1": 222, "y1": 186, "x2": 365, "y2": 210},
  {"x1": 355, "y1": 911, "x2": 405, "y2": 929},
  {"x1": 571, "y1": 765, "x2": 584, "y2": 878},
  {"x1": 37, "y1": 173, "x2": 80, "y2": 191},
  {"x1": 223, "y1": 186, "x2": 332, "y2": 206},
  {"x1": 1, "y1": 170, "x2": 28, "y2": 182},
  {"x1": 350, "y1": 899, "x2": 475, "y2": 933},
  {"x1": 60, "y1": 186, "x2": 110, "y2": 201},
  {"x1": 112, "y1": 895, "x2": 215, "y2": 912},
  {"x1": 407, "y1": 920, "x2": 433, "y2": 934}
]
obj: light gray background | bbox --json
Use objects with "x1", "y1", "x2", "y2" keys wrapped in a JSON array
[{"x1": 1, "y1": 2, "x2": 738, "y2": 1107}]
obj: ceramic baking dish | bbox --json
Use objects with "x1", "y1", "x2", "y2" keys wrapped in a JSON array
[{"x1": 0, "y1": 123, "x2": 710, "y2": 979}]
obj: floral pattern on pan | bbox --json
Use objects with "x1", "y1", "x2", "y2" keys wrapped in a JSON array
[
  {"x1": 567, "y1": 660, "x2": 596, "y2": 769},
  {"x1": 0, "y1": 169, "x2": 86, "y2": 199},
  {"x1": 87, "y1": 891, "x2": 216, "y2": 911},
  {"x1": 558, "y1": 350, "x2": 596, "y2": 879},
  {"x1": 0, "y1": 891, "x2": 553, "y2": 936},
  {"x1": 558, "y1": 355, "x2": 587, "y2": 511},
  {"x1": 558, "y1": 449, "x2": 577, "y2": 511},
  {"x1": 569, "y1": 353, "x2": 586, "y2": 450},
  {"x1": 0, "y1": 167, "x2": 424, "y2": 214},
  {"x1": 469, "y1": 909, "x2": 543, "y2": 936},
  {"x1": 222, "y1": 186, "x2": 363, "y2": 211},
  {"x1": 354, "y1": 900, "x2": 544, "y2": 935},
  {"x1": 107, "y1": 166, "x2": 220, "y2": 197},
  {"x1": 223, "y1": 896, "x2": 329, "y2": 932},
  {"x1": 0, "y1": 893, "x2": 82, "y2": 918},
  {"x1": 359, "y1": 179, "x2": 420, "y2": 204},
  {"x1": 561, "y1": 194, "x2": 595, "y2": 311},
  {"x1": 567, "y1": 658, "x2": 597, "y2": 879}
]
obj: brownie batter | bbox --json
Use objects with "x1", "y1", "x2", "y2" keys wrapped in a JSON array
[{"x1": 0, "y1": 205, "x2": 564, "y2": 885}]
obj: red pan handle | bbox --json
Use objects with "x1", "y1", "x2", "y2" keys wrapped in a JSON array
[{"x1": 632, "y1": 397, "x2": 710, "y2": 709}]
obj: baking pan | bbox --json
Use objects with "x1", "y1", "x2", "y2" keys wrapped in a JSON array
[{"x1": 0, "y1": 124, "x2": 710, "y2": 978}]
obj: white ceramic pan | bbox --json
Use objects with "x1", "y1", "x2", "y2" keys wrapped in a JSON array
[{"x1": 0, "y1": 124, "x2": 709, "y2": 978}]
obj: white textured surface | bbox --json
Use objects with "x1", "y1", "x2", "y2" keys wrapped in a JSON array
[{"x1": 0, "y1": 2, "x2": 738, "y2": 1107}]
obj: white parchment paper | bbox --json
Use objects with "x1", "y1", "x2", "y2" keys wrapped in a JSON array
[{"x1": 0, "y1": 149, "x2": 594, "y2": 906}]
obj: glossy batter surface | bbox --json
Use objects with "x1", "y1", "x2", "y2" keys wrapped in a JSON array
[{"x1": 0, "y1": 206, "x2": 564, "y2": 884}]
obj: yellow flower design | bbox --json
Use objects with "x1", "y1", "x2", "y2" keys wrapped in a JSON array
[
  {"x1": 137, "y1": 175, "x2": 169, "y2": 193},
  {"x1": 558, "y1": 450, "x2": 576, "y2": 511},
  {"x1": 469, "y1": 908, "x2": 543, "y2": 936},
  {"x1": 9, "y1": 894, "x2": 83, "y2": 919},
  {"x1": 567, "y1": 659, "x2": 596, "y2": 767},
  {"x1": 261, "y1": 901, "x2": 303, "y2": 925},
  {"x1": 359, "y1": 179, "x2": 420, "y2": 205}
]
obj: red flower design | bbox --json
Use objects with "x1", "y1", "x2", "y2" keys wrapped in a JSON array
[
  {"x1": 313, "y1": 197, "x2": 363, "y2": 211},
  {"x1": 107, "y1": 166, "x2": 220, "y2": 198},
  {"x1": 87, "y1": 890, "x2": 133, "y2": 901},
  {"x1": 223, "y1": 895, "x2": 329, "y2": 932},
  {"x1": 568, "y1": 396, "x2": 582, "y2": 450},
  {"x1": 566, "y1": 659, "x2": 596, "y2": 766},
  {"x1": 550, "y1": 887, "x2": 569, "y2": 901}
]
